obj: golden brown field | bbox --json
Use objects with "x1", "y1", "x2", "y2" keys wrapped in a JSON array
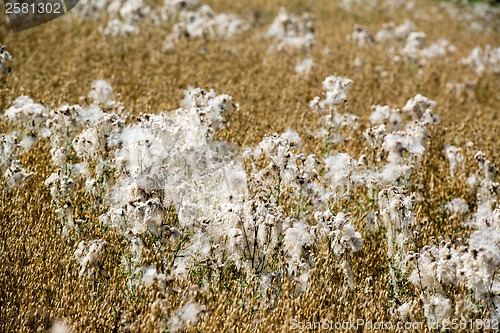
[{"x1": 0, "y1": 0, "x2": 499, "y2": 332}]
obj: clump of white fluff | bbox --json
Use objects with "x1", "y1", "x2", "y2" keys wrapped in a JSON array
[
  {"x1": 402, "y1": 94, "x2": 438, "y2": 124},
  {"x1": 310, "y1": 76, "x2": 353, "y2": 112},
  {"x1": 445, "y1": 198, "x2": 469, "y2": 217},
  {"x1": 0, "y1": 45, "x2": 12, "y2": 74},
  {"x1": 0, "y1": 134, "x2": 18, "y2": 168},
  {"x1": 99, "y1": 0, "x2": 150, "y2": 36},
  {"x1": 100, "y1": 19, "x2": 138, "y2": 36},
  {"x1": 294, "y1": 57, "x2": 315, "y2": 76},
  {"x1": 369, "y1": 105, "x2": 402, "y2": 132},
  {"x1": 423, "y1": 294, "x2": 452, "y2": 325},
  {"x1": 88, "y1": 80, "x2": 116, "y2": 107},
  {"x1": 74, "y1": 239, "x2": 107, "y2": 277},
  {"x1": 142, "y1": 267, "x2": 167, "y2": 287},
  {"x1": 347, "y1": 25, "x2": 374, "y2": 46},
  {"x1": 402, "y1": 32, "x2": 426, "y2": 60},
  {"x1": 363, "y1": 94, "x2": 438, "y2": 185},
  {"x1": 164, "y1": 4, "x2": 247, "y2": 49},
  {"x1": 3, "y1": 96, "x2": 50, "y2": 150},
  {"x1": 394, "y1": 20, "x2": 416, "y2": 40},
  {"x1": 462, "y1": 45, "x2": 500, "y2": 74},
  {"x1": 0, "y1": 97, "x2": 49, "y2": 189},
  {"x1": 4, "y1": 159, "x2": 33, "y2": 188},
  {"x1": 443, "y1": 145, "x2": 464, "y2": 180},
  {"x1": 322, "y1": 153, "x2": 361, "y2": 201},
  {"x1": 314, "y1": 210, "x2": 362, "y2": 288},
  {"x1": 168, "y1": 302, "x2": 206, "y2": 332},
  {"x1": 50, "y1": 320, "x2": 72, "y2": 333},
  {"x1": 100, "y1": 199, "x2": 165, "y2": 236},
  {"x1": 420, "y1": 38, "x2": 456, "y2": 59},
  {"x1": 284, "y1": 219, "x2": 314, "y2": 265},
  {"x1": 265, "y1": 8, "x2": 315, "y2": 52},
  {"x1": 309, "y1": 75, "x2": 359, "y2": 143},
  {"x1": 375, "y1": 22, "x2": 396, "y2": 42}
]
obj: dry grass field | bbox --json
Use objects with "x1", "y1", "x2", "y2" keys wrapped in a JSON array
[{"x1": 0, "y1": 0, "x2": 499, "y2": 332}]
